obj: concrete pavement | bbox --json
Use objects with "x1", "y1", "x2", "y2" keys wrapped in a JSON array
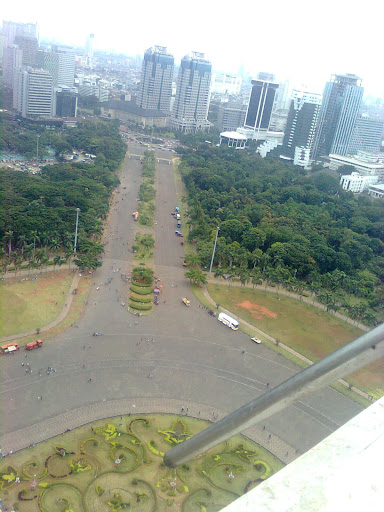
[
  {"x1": 0, "y1": 141, "x2": 364, "y2": 467},
  {"x1": 0, "y1": 397, "x2": 296, "y2": 464}
]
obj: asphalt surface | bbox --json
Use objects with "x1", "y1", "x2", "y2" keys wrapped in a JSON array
[{"x1": 0, "y1": 141, "x2": 363, "y2": 458}]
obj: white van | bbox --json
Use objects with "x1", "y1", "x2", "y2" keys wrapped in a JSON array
[{"x1": 218, "y1": 312, "x2": 239, "y2": 330}]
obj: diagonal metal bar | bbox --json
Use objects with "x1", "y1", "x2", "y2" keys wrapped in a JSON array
[{"x1": 164, "y1": 324, "x2": 384, "y2": 468}]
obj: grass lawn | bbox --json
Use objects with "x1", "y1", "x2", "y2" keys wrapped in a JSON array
[
  {"x1": 0, "y1": 270, "x2": 74, "y2": 337},
  {"x1": 0, "y1": 414, "x2": 284, "y2": 512},
  {"x1": 207, "y1": 284, "x2": 384, "y2": 399}
]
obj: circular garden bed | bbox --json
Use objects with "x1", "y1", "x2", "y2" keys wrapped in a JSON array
[{"x1": 0, "y1": 414, "x2": 284, "y2": 511}]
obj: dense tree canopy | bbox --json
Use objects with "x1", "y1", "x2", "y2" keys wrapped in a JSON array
[
  {"x1": 0, "y1": 119, "x2": 125, "y2": 271},
  {"x1": 179, "y1": 143, "x2": 384, "y2": 324}
]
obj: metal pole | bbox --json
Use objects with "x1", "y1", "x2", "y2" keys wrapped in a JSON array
[
  {"x1": 209, "y1": 227, "x2": 220, "y2": 275},
  {"x1": 164, "y1": 323, "x2": 384, "y2": 468},
  {"x1": 73, "y1": 208, "x2": 80, "y2": 254},
  {"x1": 36, "y1": 134, "x2": 40, "y2": 160}
]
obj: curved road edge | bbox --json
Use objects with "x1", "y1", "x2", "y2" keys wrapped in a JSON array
[
  {"x1": 0, "y1": 397, "x2": 296, "y2": 465},
  {"x1": 0, "y1": 271, "x2": 82, "y2": 344},
  {"x1": 201, "y1": 283, "x2": 374, "y2": 403}
]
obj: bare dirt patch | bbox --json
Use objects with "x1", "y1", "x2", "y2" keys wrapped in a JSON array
[{"x1": 237, "y1": 300, "x2": 278, "y2": 320}]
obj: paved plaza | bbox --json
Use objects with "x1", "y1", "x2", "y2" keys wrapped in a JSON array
[{"x1": 0, "y1": 142, "x2": 363, "y2": 462}]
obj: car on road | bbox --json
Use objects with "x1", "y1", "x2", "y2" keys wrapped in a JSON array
[
  {"x1": 251, "y1": 336, "x2": 262, "y2": 344},
  {"x1": 182, "y1": 297, "x2": 191, "y2": 306}
]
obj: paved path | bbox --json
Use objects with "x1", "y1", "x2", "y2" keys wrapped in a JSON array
[
  {"x1": 0, "y1": 398, "x2": 296, "y2": 464},
  {"x1": 0, "y1": 140, "x2": 364, "y2": 468}
]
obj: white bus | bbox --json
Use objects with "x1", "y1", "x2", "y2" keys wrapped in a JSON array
[{"x1": 218, "y1": 312, "x2": 239, "y2": 330}]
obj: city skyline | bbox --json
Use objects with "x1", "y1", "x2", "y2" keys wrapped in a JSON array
[{"x1": 1, "y1": 0, "x2": 383, "y2": 99}]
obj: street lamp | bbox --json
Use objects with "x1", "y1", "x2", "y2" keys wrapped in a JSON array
[
  {"x1": 73, "y1": 208, "x2": 81, "y2": 254},
  {"x1": 209, "y1": 226, "x2": 220, "y2": 275},
  {"x1": 36, "y1": 134, "x2": 40, "y2": 160}
]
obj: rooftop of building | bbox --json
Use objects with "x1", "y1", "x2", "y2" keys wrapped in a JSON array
[
  {"x1": 221, "y1": 131, "x2": 247, "y2": 140},
  {"x1": 329, "y1": 153, "x2": 384, "y2": 168},
  {"x1": 369, "y1": 183, "x2": 384, "y2": 191}
]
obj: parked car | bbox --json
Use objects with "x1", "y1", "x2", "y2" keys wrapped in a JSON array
[{"x1": 251, "y1": 337, "x2": 261, "y2": 344}]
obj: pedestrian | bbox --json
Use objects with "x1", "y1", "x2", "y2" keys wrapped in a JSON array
[
  {"x1": 148, "y1": 373, "x2": 153, "y2": 379},
  {"x1": 22, "y1": 363, "x2": 25, "y2": 367},
  {"x1": 88, "y1": 378, "x2": 92, "y2": 382},
  {"x1": 266, "y1": 382, "x2": 269, "y2": 387},
  {"x1": 181, "y1": 406, "x2": 185, "y2": 412},
  {"x1": 83, "y1": 345, "x2": 86, "y2": 350}
]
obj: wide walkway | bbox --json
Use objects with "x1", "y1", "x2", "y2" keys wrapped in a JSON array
[
  {"x1": 0, "y1": 142, "x2": 364, "y2": 469},
  {"x1": 0, "y1": 397, "x2": 295, "y2": 464}
]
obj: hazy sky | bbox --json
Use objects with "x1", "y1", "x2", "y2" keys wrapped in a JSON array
[{"x1": 2, "y1": 0, "x2": 383, "y2": 97}]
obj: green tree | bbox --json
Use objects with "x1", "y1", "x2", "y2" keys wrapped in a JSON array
[{"x1": 185, "y1": 268, "x2": 207, "y2": 287}]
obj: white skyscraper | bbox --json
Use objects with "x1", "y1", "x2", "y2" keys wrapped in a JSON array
[
  {"x1": 13, "y1": 68, "x2": 53, "y2": 118},
  {"x1": 171, "y1": 52, "x2": 212, "y2": 133},
  {"x1": 38, "y1": 45, "x2": 75, "y2": 87}
]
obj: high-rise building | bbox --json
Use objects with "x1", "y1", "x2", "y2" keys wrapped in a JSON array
[
  {"x1": 171, "y1": 52, "x2": 212, "y2": 133},
  {"x1": 242, "y1": 77, "x2": 279, "y2": 139},
  {"x1": 2, "y1": 20, "x2": 38, "y2": 48},
  {"x1": 54, "y1": 86, "x2": 78, "y2": 117},
  {"x1": 2, "y1": 21, "x2": 39, "y2": 89},
  {"x1": 85, "y1": 34, "x2": 95, "y2": 67},
  {"x1": 280, "y1": 89, "x2": 322, "y2": 167},
  {"x1": 13, "y1": 68, "x2": 53, "y2": 118},
  {"x1": 3, "y1": 45, "x2": 23, "y2": 87},
  {"x1": 211, "y1": 72, "x2": 242, "y2": 96},
  {"x1": 312, "y1": 74, "x2": 364, "y2": 158},
  {"x1": 136, "y1": 46, "x2": 174, "y2": 114},
  {"x1": 14, "y1": 35, "x2": 38, "y2": 66},
  {"x1": 348, "y1": 115, "x2": 384, "y2": 155},
  {"x1": 38, "y1": 45, "x2": 75, "y2": 87},
  {"x1": 217, "y1": 103, "x2": 247, "y2": 132}
]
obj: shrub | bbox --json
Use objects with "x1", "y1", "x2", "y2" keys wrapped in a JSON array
[
  {"x1": 129, "y1": 302, "x2": 152, "y2": 311},
  {"x1": 130, "y1": 284, "x2": 153, "y2": 295},
  {"x1": 130, "y1": 294, "x2": 152, "y2": 303}
]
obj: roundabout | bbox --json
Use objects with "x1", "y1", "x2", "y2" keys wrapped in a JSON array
[{"x1": 0, "y1": 412, "x2": 284, "y2": 511}]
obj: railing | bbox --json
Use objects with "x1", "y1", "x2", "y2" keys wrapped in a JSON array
[{"x1": 164, "y1": 324, "x2": 384, "y2": 468}]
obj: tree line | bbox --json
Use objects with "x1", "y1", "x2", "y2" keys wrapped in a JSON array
[
  {"x1": 179, "y1": 143, "x2": 384, "y2": 327},
  {"x1": 0, "y1": 119, "x2": 126, "y2": 273}
]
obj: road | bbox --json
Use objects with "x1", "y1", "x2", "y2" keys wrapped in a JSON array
[{"x1": 0, "y1": 141, "x2": 363, "y2": 460}]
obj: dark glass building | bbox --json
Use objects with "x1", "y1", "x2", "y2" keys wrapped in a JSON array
[
  {"x1": 244, "y1": 79, "x2": 279, "y2": 131},
  {"x1": 281, "y1": 89, "x2": 322, "y2": 162}
]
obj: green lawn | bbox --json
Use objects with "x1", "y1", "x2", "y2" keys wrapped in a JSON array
[
  {"x1": 0, "y1": 270, "x2": 74, "y2": 337},
  {"x1": 207, "y1": 284, "x2": 384, "y2": 399},
  {"x1": 0, "y1": 414, "x2": 284, "y2": 512}
]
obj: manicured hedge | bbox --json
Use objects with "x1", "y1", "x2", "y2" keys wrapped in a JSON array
[
  {"x1": 129, "y1": 302, "x2": 152, "y2": 311},
  {"x1": 132, "y1": 280, "x2": 151, "y2": 288},
  {"x1": 130, "y1": 294, "x2": 153, "y2": 303},
  {"x1": 130, "y1": 284, "x2": 153, "y2": 295}
]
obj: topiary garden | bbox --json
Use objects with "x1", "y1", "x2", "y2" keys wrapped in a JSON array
[{"x1": 0, "y1": 414, "x2": 283, "y2": 511}]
